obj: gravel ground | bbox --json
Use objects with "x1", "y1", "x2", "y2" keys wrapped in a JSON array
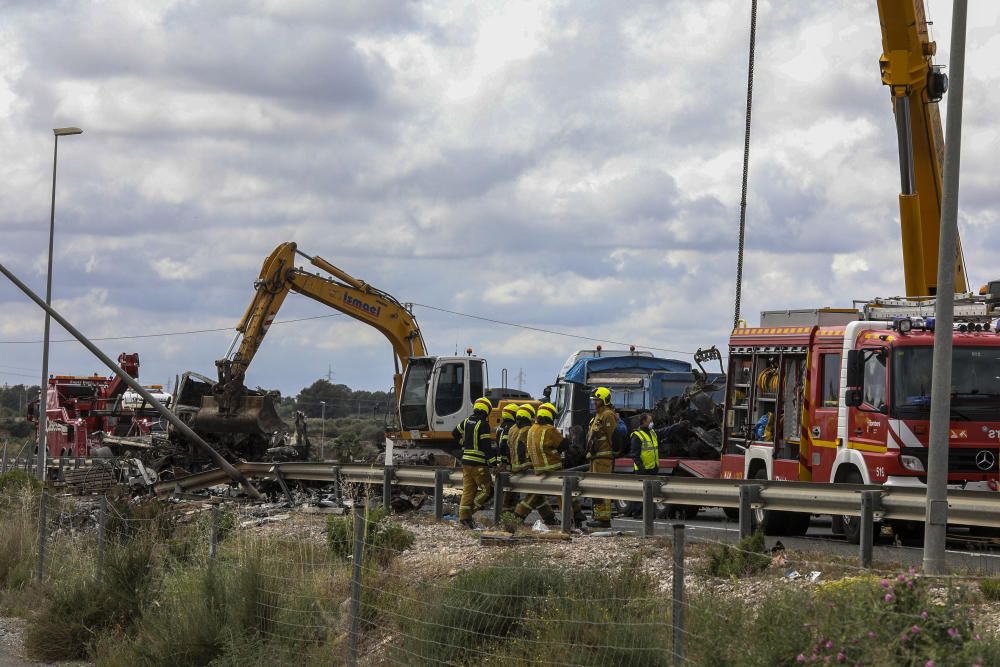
[{"x1": 0, "y1": 617, "x2": 90, "y2": 667}]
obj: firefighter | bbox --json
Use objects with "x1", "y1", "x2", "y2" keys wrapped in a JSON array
[
  {"x1": 514, "y1": 406, "x2": 582, "y2": 528},
  {"x1": 624, "y1": 412, "x2": 658, "y2": 518},
  {"x1": 495, "y1": 403, "x2": 518, "y2": 512},
  {"x1": 509, "y1": 406, "x2": 535, "y2": 475},
  {"x1": 452, "y1": 397, "x2": 496, "y2": 529},
  {"x1": 585, "y1": 386, "x2": 617, "y2": 529}
]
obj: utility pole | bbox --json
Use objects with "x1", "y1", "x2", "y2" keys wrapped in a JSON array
[{"x1": 924, "y1": 0, "x2": 968, "y2": 576}]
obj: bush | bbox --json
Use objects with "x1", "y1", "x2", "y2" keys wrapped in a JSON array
[
  {"x1": 981, "y1": 578, "x2": 1000, "y2": 602},
  {"x1": 0, "y1": 470, "x2": 40, "y2": 496},
  {"x1": 704, "y1": 529, "x2": 771, "y2": 578},
  {"x1": 24, "y1": 536, "x2": 156, "y2": 661},
  {"x1": 328, "y1": 506, "x2": 414, "y2": 565}
]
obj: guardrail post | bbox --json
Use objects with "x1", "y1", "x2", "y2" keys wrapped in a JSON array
[
  {"x1": 671, "y1": 523, "x2": 685, "y2": 666},
  {"x1": 329, "y1": 465, "x2": 341, "y2": 504},
  {"x1": 493, "y1": 472, "x2": 509, "y2": 525},
  {"x1": 434, "y1": 469, "x2": 447, "y2": 521},
  {"x1": 642, "y1": 479, "x2": 661, "y2": 538},
  {"x1": 739, "y1": 484, "x2": 760, "y2": 540},
  {"x1": 74, "y1": 457, "x2": 81, "y2": 470},
  {"x1": 272, "y1": 465, "x2": 295, "y2": 505},
  {"x1": 57, "y1": 456, "x2": 64, "y2": 481},
  {"x1": 382, "y1": 465, "x2": 394, "y2": 511},
  {"x1": 860, "y1": 491, "x2": 879, "y2": 569},
  {"x1": 96, "y1": 495, "x2": 107, "y2": 584},
  {"x1": 561, "y1": 475, "x2": 578, "y2": 533}
]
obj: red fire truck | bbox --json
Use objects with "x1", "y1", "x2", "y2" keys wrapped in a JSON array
[
  {"x1": 721, "y1": 302, "x2": 1000, "y2": 541},
  {"x1": 27, "y1": 353, "x2": 170, "y2": 458}
]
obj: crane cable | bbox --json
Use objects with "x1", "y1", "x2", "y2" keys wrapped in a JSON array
[{"x1": 733, "y1": 0, "x2": 758, "y2": 329}]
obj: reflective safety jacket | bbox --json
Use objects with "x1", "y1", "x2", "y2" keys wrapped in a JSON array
[
  {"x1": 527, "y1": 423, "x2": 566, "y2": 473},
  {"x1": 453, "y1": 414, "x2": 495, "y2": 466},
  {"x1": 630, "y1": 428, "x2": 659, "y2": 473},
  {"x1": 587, "y1": 405, "x2": 617, "y2": 459},
  {"x1": 509, "y1": 422, "x2": 532, "y2": 473},
  {"x1": 495, "y1": 419, "x2": 514, "y2": 465}
]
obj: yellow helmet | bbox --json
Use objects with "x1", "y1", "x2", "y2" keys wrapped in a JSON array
[
  {"x1": 501, "y1": 403, "x2": 518, "y2": 420},
  {"x1": 593, "y1": 387, "x2": 612, "y2": 406},
  {"x1": 515, "y1": 407, "x2": 533, "y2": 421},
  {"x1": 540, "y1": 402, "x2": 556, "y2": 415},
  {"x1": 473, "y1": 397, "x2": 493, "y2": 414},
  {"x1": 520, "y1": 403, "x2": 536, "y2": 418},
  {"x1": 537, "y1": 406, "x2": 555, "y2": 422}
]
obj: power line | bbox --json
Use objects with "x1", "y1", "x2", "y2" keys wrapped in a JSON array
[
  {"x1": 0, "y1": 302, "x2": 697, "y2": 357},
  {"x1": 0, "y1": 313, "x2": 346, "y2": 345},
  {"x1": 410, "y1": 303, "x2": 696, "y2": 356}
]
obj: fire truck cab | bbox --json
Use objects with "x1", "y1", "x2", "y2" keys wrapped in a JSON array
[{"x1": 721, "y1": 302, "x2": 1000, "y2": 540}]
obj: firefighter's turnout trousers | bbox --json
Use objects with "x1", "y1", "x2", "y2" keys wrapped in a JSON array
[{"x1": 460, "y1": 464, "x2": 492, "y2": 521}]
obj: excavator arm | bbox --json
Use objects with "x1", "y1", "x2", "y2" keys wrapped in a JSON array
[
  {"x1": 217, "y1": 241, "x2": 427, "y2": 408},
  {"x1": 877, "y1": 0, "x2": 968, "y2": 296}
]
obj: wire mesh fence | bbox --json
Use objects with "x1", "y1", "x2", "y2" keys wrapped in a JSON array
[{"x1": 1, "y1": 470, "x2": 1000, "y2": 665}]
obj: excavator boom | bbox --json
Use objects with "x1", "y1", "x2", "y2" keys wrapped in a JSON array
[
  {"x1": 197, "y1": 242, "x2": 429, "y2": 440},
  {"x1": 878, "y1": 0, "x2": 968, "y2": 296}
]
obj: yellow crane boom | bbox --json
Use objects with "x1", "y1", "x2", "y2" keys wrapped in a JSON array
[{"x1": 877, "y1": 0, "x2": 968, "y2": 296}]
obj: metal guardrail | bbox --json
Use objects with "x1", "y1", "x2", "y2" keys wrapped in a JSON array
[{"x1": 152, "y1": 461, "x2": 1000, "y2": 530}]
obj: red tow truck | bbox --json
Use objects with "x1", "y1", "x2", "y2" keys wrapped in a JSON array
[{"x1": 27, "y1": 353, "x2": 170, "y2": 458}]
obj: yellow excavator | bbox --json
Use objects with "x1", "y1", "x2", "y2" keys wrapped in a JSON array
[
  {"x1": 877, "y1": 0, "x2": 968, "y2": 297},
  {"x1": 191, "y1": 241, "x2": 489, "y2": 458}
]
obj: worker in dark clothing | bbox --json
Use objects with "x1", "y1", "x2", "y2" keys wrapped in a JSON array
[
  {"x1": 495, "y1": 403, "x2": 518, "y2": 512},
  {"x1": 623, "y1": 417, "x2": 691, "y2": 517},
  {"x1": 624, "y1": 413, "x2": 657, "y2": 518},
  {"x1": 453, "y1": 397, "x2": 496, "y2": 529}
]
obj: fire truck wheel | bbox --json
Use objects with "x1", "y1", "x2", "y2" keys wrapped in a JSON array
[
  {"x1": 838, "y1": 469, "x2": 864, "y2": 544},
  {"x1": 750, "y1": 467, "x2": 790, "y2": 535}
]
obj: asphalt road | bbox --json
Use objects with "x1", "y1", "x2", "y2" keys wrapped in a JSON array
[{"x1": 611, "y1": 508, "x2": 1000, "y2": 574}]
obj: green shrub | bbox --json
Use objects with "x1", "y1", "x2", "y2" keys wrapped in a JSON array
[
  {"x1": 704, "y1": 529, "x2": 771, "y2": 578},
  {"x1": 0, "y1": 470, "x2": 41, "y2": 496},
  {"x1": 24, "y1": 535, "x2": 156, "y2": 661},
  {"x1": 981, "y1": 578, "x2": 1000, "y2": 602},
  {"x1": 499, "y1": 511, "x2": 521, "y2": 534},
  {"x1": 328, "y1": 505, "x2": 414, "y2": 565},
  {"x1": 0, "y1": 492, "x2": 36, "y2": 589}
]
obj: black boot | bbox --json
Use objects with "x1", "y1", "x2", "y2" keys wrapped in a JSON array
[
  {"x1": 460, "y1": 518, "x2": 477, "y2": 529},
  {"x1": 584, "y1": 519, "x2": 612, "y2": 530}
]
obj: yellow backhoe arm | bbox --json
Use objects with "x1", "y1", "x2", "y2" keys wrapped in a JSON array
[
  {"x1": 220, "y1": 241, "x2": 427, "y2": 401},
  {"x1": 878, "y1": 0, "x2": 968, "y2": 296}
]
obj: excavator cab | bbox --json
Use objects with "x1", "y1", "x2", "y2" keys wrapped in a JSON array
[{"x1": 398, "y1": 356, "x2": 487, "y2": 434}]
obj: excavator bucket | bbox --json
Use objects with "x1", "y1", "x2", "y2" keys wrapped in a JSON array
[{"x1": 192, "y1": 394, "x2": 289, "y2": 438}]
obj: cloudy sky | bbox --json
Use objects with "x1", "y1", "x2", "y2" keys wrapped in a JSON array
[{"x1": 0, "y1": 0, "x2": 998, "y2": 401}]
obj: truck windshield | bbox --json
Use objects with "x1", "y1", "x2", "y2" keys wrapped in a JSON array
[{"x1": 893, "y1": 346, "x2": 1000, "y2": 418}]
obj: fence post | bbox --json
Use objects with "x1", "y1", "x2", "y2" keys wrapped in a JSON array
[
  {"x1": 209, "y1": 505, "x2": 220, "y2": 561},
  {"x1": 74, "y1": 457, "x2": 81, "y2": 470},
  {"x1": 672, "y1": 523, "x2": 685, "y2": 667},
  {"x1": 382, "y1": 465, "x2": 394, "y2": 510},
  {"x1": 493, "y1": 471, "x2": 508, "y2": 525},
  {"x1": 36, "y1": 489, "x2": 48, "y2": 584},
  {"x1": 642, "y1": 479, "x2": 660, "y2": 538},
  {"x1": 348, "y1": 503, "x2": 365, "y2": 667},
  {"x1": 57, "y1": 456, "x2": 65, "y2": 481},
  {"x1": 860, "y1": 491, "x2": 878, "y2": 569},
  {"x1": 434, "y1": 469, "x2": 446, "y2": 521},
  {"x1": 96, "y1": 495, "x2": 107, "y2": 584},
  {"x1": 560, "y1": 475, "x2": 577, "y2": 533},
  {"x1": 739, "y1": 484, "x2": 760, "y2": 540}
]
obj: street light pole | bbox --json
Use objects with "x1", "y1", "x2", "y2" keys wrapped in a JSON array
[
  {"x1": 320, "y1": 400, "x2": 326, "y2": 461},
  {"x1": 37, "y1": 127, "x2": 82, "y2": 480},
  {"x1": 923, "y1": 0, "x2": 968, "y2": 575}
]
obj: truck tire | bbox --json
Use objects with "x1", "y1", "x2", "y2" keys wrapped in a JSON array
[
  {"x1": 838, "y1": 469, "x2": 864, "y2": 544},
  {"x1": 750, "y1": 467, "x2": 788, "y2": 535}
]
